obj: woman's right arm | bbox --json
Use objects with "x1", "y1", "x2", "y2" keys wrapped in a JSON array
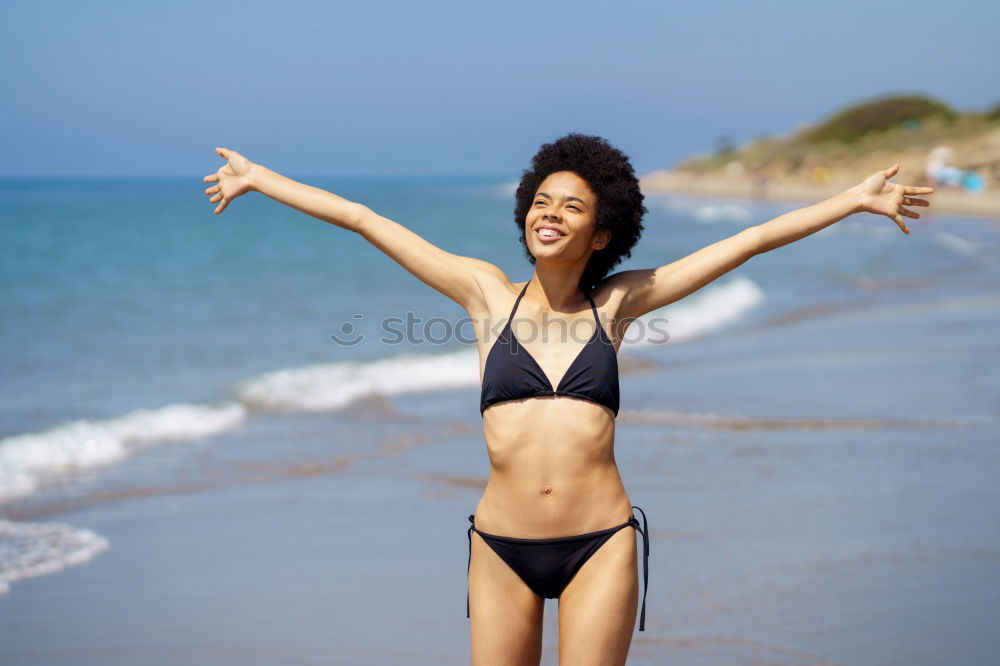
[{"x1": 204, "y1": 147, "x2": 504, "y2": 313}]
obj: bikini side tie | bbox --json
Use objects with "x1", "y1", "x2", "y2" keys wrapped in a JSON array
[
  {"x1": 467, "y1": 514, "x2": 474, "y2": 618},
  {"x1": 630, "y1": 504, "x2": 650, "y2": 631}
]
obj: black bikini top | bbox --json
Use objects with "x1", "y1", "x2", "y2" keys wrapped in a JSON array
[{"x1": 480, "y1": 279, "x2": 620, "y2": 417}]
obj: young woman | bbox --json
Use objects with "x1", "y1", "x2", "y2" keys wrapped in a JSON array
[{"x1": 203, "y1": 134, "x2": 932, "y2": 665}]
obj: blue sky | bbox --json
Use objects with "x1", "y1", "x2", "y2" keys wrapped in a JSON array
[{"x1": 2, "y1": 0, "x2": 997, "y2": 178}]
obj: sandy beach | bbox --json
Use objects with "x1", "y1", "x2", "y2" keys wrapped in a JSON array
[
  {"x1": 643, "y1": 109, "x2": 1000, "y2": 220},
  {"x1": 640, "y1": 169, "x2": 1000, "y2": 219}
]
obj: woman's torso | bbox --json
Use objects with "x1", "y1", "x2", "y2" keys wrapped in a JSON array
[{"x1": 471, "y1": 278, "x2": 633, "y2": 537}]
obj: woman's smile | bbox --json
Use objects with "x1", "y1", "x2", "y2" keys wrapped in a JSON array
[{"x1": 535, "y1": 224, "x2": 567, "y2": 242}]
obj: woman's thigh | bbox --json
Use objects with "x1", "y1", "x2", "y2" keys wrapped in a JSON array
[
  {"x1": 557, "y1": 526, "x2": 638, "y2": 666},
  {"x1": 469, "y1": 531, "x2": 546, "y2": 666}
]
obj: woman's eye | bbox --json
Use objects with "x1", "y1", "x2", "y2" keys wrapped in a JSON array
[{"x1": 535, "y1": 200, "x2": 579, "y2": 212}]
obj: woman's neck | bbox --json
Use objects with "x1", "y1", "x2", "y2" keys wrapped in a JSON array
[{"x1": 528, "y1": 265, "x2": 588, "y2": 312}]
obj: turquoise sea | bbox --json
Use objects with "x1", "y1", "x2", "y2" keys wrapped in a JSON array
[{"x1": 1, "y1": 175, "x2": 998, "y2": 665}]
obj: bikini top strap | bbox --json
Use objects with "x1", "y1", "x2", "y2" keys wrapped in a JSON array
[
  {"x1": 509, "y1": 282, "x2": 605, "y2": 340},
  {"x1": 507, "y1": 279, "x2": 531, "y2": 324},
  {"x1": 586, "y1": 291, "x2": 611, "y2": 343}
]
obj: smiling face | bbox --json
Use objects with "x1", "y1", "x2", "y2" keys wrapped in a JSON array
[{"x1": 526, "y1": 170, "x2": 610, "y2": 262}]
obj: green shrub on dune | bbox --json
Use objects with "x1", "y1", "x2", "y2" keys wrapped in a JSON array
[
  {"x1": 673, "y1": 94, "x2": 995, "y2": 182},
  {"x1": 800, "y1": 94, "x2": 957, "y2": 144},
  {"x1": 988, "y1": 100, "x2": 1000, "y2": 122}
]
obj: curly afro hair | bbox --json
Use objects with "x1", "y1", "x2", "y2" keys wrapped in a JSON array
[{"x1": 514, "y1": 132, "x2": 647, "y2": 294}]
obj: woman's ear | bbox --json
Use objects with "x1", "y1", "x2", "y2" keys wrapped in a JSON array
[{"x1": 592, "y1": 229, "x2": 611, "y2": 251}]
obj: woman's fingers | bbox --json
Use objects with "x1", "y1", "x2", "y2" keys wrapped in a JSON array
[
  {"x1": 883, "y1": 163, "x2": 900, "y2": 179},
  {"x1": 903, "y1": 197, "x2": 929, "y2": 207},
  {"x1": 905, "y1": 186, "x2": 934, "y2": 194},
  {"x1": 900, "y1": 207, "x2": 920, "y2": 220},
  {"x1": 206, "y1": 148, "x2": 247, "y2": 214},
  {"x1": 207, "y1": 150, "x2": 229, "y2": 214},
  {"x1": 893, "y1": 213, "x2": 910, "y2": 234}
]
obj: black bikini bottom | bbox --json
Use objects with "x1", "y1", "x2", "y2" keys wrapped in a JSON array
[{"x1": 466, "y1": 505, "x2": 650, "y2": 631}]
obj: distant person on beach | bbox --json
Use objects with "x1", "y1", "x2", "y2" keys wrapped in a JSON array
[{"x1": 203, "y1": 135, "x2": 933, "y2": 665}]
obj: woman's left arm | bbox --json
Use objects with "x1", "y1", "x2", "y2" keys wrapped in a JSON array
[
  {"x1": 756, "y1": 163, "x2": 933, "y2": 252},
  {"x1": 610, "y1": 164, "x2": 934, "y2": 321}
]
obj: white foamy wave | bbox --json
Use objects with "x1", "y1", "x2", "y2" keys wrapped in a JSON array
[
  {"x1": 0, "y1": 402, "x2": 246, "y2": 503},
  {"x1": 491, "y1": 180, "x2": 518, "y2": 197},
  {"x1": 622, "y1": 275, "x2": 766, "y2": 348},
  {"x1": 692, "y1": 203, "x2": 754, "y2": 225},
  {"x1": 934, "y1": 232, "x2": 977, "y2": 257},
  {"x1": 0, "y1": 519, "x2": 110, "y2": 595},
  {"x1": 235, "y1": 347, "x2": 480, "y2": 412}
]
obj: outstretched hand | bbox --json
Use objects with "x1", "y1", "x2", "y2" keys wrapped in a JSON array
[
  {"x1": 858, "y1": 163, "x2": 934, "y2": 235},
  {"x1": 203, "y1": 147, "x2": 254, "y2": 214}
]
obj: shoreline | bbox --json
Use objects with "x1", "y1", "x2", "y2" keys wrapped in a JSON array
[{"x1": 639, "y1": 170, "x2": 1000, "y2": 220}]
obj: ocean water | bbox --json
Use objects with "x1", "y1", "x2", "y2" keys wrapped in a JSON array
[{"x1": 1, "y1": 176, "x2": 998, "y2": 665}]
